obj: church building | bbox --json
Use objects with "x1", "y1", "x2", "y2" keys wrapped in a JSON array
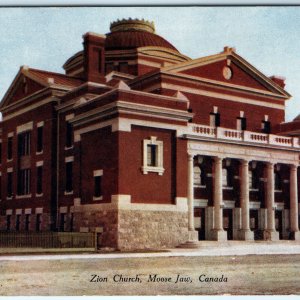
[{"x1": 0, "y1": 18, "x2": 299, "y2": 249}]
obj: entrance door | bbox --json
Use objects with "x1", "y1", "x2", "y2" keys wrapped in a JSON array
[
  {"x1": 275, "y1": 210, "x2": 283, "y2": 239},
  {"x1": 223, "y1": 209, "x2": 233, "y2": 240}
]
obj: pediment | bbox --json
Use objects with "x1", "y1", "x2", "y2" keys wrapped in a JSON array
[
  {"x1": 163, "y1": 51, "x2": 290, "y2": 98},
  {"x1": 0, "y1": 68, "x2": 46, "y2": 109}
]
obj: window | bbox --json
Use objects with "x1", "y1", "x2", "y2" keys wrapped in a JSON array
[
  {"x1": 16, "y1": 215, "x2": 21, "y2": 231},
  {"x1": 0, "y1": 143, "x2": 2, "y2": 164},
  {"x1": 17, "y1": 169, "x2": 31, "y2": 195},
  {"x1": 7, "y1": 137, "x2": 13, "y2": 160},
  {"x1": 275, "y1": 172, "x2": 282, "y2": 190},
  {"x1": 65, "y1": 161, "x2": 73, "y2": 192},
  {"x1": 210, "y1": 112, "x2": 220, "y2": 127},
  {"x1": 6, "y1": 215, "x2": 11, "y2": 231},
  {"x1": 7, "y1": 172, "x2": 12, "y2": 198},
  {"x1": 37, "y1": 126, "x2": 43, "y2": 153},
  {"x1": 18, "y1": 131, "x2": 31, "y2": 156},
  {"x1": 222, "y1": 168, "x2": 232, "y2": 187},
  {"x1": 262, "y1": 120, "x2": 271, "y2": 134},
  {"x1": 237, "y1": 117, "x2": 247, "y2": 130},
  {"x1": 36, "y1": 166, "x2": 43, "y2": 195},
  {"x1": 25, "y1": 215, "x2": 30, "y2": 231},
  {"x1": 194, "y1": 166, "x2": 206, "y2": 187},
  {"x1": 222, "y1": 168, "x2": 228, "y2": 187},
  {"x1": 66, "y1": 122, "x2": 73, "y2": 148},
  {"x1": 147, "y1": 144, "x2": 157, "y2": 167},
  {"x1": 94, "y1": 175, "x2": 102, "y2": 198},
  {"x1": 249, "y1": 170, "x2": 253, "y2": 189},
  {"x1": 142, "y1": 137, "x2": 164, "y2": 175},
  {"x1": 36, "y1": 214, "x2": 41, "y2": 232}
]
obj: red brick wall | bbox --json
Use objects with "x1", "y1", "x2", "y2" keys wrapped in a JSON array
[{"x1": 118, "y1": 126, "x2": 179, "y2": 204}]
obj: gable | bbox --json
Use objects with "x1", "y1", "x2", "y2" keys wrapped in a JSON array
[
  {"x1": 0, "y1": 71, "x2": 46, "y2": 110},
  {"x1": 179, "y1": 59, "x2": 270, "y2": 92},
  {"x1": 164, "y1": 51, "x2": 291, "y2": 98},
  {"x1": 9, "y1": 75, "x2": 45, "y2": 104}
]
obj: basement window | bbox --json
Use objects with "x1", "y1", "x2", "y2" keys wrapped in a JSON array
[{"x1": 141, "y1": 137, "x2": 164, "y2": 175}]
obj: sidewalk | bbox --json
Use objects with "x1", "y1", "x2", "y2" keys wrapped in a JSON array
[{"x1": 0, "y1": 240, "x2": 300, "y2": 261}]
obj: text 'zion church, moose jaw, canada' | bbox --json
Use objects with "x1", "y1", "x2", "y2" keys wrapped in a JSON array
[{"x1": 1, "y1": 18, "x2": 300, "y2": 250}]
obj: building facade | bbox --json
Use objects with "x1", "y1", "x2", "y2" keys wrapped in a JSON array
[{"x1": 0, "y1": 18, "x2": 299, "y2": 249}]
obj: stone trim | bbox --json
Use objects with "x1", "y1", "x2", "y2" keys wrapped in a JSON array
[
  {"x1": 6, "y1": 209, "x2": 12, "y2": 215},
  {"x1": 36, "y1": 161, "x2": 44, "y2": 167},
  {"x1": 142, "y1": 136, "x2": 164, "y2": 175},
  {"x1": 194, "y1": 199, "x2": 208, "y2": 207},
  {"x1": 160, "y1": 83, "x2": 285, "y2": 110},
  {"x1": 35, "y1": 207, "x2": 43, "y2": 214},
  {"x1": 37, "y1": 121, "x2": 44, "y2": 127},
  {"x1": 16, "y1": 209, "x2": 22, "y2": 215},
  {"x1": 94, "y1": 169, "x2": 103, "y2": 177},
  {"x1": 249, "y1": 201, "x2": 261, "y2": 209},
  {"x1": 16, "y1": 121, "x2": 33, "y2": 134},
  {"x1": 65, "y1": 156, "x2": 74, "y2": 162},
  {"x1": 25, "y1": 208, "x2": 32, "y2": 214},
  {"x1": 59, "y1": 206, "x2": 68, "y2": 213},
  {"x1": 72, "y1": 195, "x2": 188, "y2": 213},
  {"x1": 65, "y1": 113, "x2": 74, "y2": 121},
  {"x1": 8, "y1": 132, "x2": 14, "y2": 138},
  {"x1": 7, "y1": 167, "x2": 13, "y2": 173}
]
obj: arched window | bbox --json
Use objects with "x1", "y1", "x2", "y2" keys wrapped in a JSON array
[
  {"x1": 194, "y1": 166, "x2": 201, "y2": 186},
  {"x1": 275, "y1": 172, "x2": 282, "y2": 190}
]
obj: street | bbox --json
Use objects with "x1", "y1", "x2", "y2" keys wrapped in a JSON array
[{"x1": 0, "y1": 253, "x2": 300, "y2": 295}]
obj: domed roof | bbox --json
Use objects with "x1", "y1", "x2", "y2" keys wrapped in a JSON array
[{"x1": 105, "y1": 18, "x2": 179, "y2": 52}]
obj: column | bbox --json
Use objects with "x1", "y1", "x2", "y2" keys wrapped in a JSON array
[
  {"x1": 187, "y1": 154, "x2": 198, "y2": 241},
  {"x1": 212, "y1": 156, "x2": 227, "y2": 241},
  {"x1": 239, "y1": 159, "x2": 254, "y2": 240},
  {"x1": 263, "y1": 162, "x2": 279, "y2": 240},
  {"x1": 290, "y1": 164, "x2": 300, "y2": 240}
]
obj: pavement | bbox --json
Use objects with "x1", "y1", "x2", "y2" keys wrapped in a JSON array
[{"x1": 0, "y1": 240, "x2": 300, "y2": 261}]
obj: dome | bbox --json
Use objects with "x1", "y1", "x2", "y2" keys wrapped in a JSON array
[{"x1": 105, "y1": 18, "x2": 179, "y2": 52}]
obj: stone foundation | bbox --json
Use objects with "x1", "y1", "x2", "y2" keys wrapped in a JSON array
[{"x1": 118, "y1": 209, "x2": 188, "y2": 250}]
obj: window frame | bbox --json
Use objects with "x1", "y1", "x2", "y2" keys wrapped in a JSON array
[
  {"x1": 93, "y1": 169, "x2": 103, "y2": 201},
  {"x1": 141, "y1": 136, "x2": 164, "y2": 175}
]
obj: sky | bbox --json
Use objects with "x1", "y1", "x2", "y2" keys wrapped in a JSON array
[{"x1": 0, "y1": 7, "x2": 300, "y2": 121}]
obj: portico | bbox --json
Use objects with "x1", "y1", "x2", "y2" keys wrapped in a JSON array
[{"x1": 185, "y1": 127, "x2": 300, "y2": 242}]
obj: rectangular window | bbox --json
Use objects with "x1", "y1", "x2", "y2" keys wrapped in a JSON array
[
  {"x1": 94, "y1": 175, "x2": 102, "y2": 198},
  {"x1": 37, "y1": 126, "x2": 43, "y2": 153},
  {"x1": 147, "y1": 144, "x2": 157, "y2": 167},
  {"x1": 16, "y1": 215, "x2": 21, "y2": 231},
  {"x1": 25, "y1": 215, "x2": 30, "y2": 231},
  {"x1": 18, "y1": 169, "x2": 31, "y2": 195},
  {"x1": 36, "y1": 214, "x2": 41, "y2": 232},
  {"x1": 66, "y1": 123, "x2": 73, "y2": 148},
  {"x1": 0, "y1": 143, "x2": 2, "y2": 164},
  {"x1": 65, "y1": 162, "x2": 73, "y2": 192},
  {"x1": 210, "y1": 113, "x2": 220, "y2": 127},
  {"x1": 6, "y1": 215, "x2": 11, "y2": 231},
  {"x1": 262, "y1": 120, "x2": 271, "y2": 134},
  {"x1": 18, "y1": 131, "x2": 31, "y2": 156},
  {"x1": 237, "y1": 117, "x2": 247, "y2": 130},
  {"x1": 36, "y1": 166, "x2": 43, "y2": 194},
  {"x1": 7, "y1": 137, "x2": 13, "y2": 160},
  {"x1": 7, "y1": 172, "x2": 12, "y2": 198}
]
